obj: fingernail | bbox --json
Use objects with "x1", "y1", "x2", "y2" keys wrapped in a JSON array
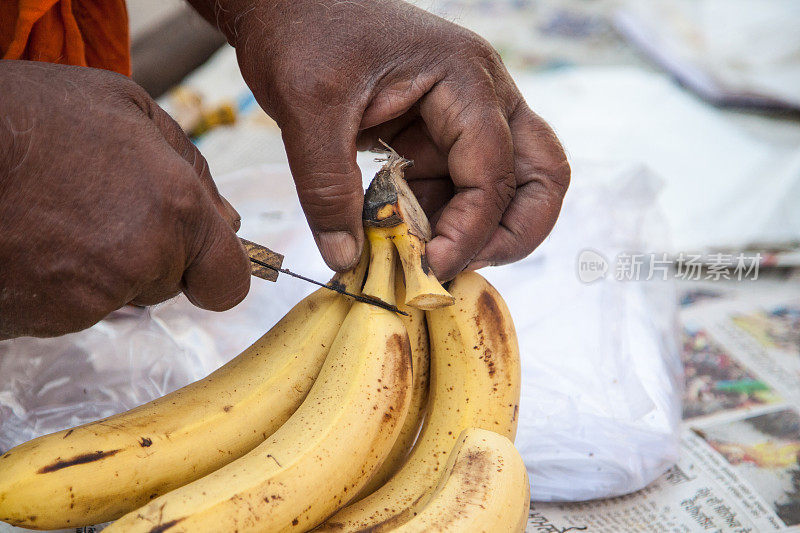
[{"x1": 318, "y1": 231, "x2": 358, "y2": 271}]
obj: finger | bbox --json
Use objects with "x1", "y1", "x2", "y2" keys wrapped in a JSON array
[
  {"x1": 182, "y1": 201, "x2": 251, "y2": 311},
  {"x1": 360, "y1": 70, "x2": 438, "y2": 130},
  {"x1": 389, "y1": 119, "x2": 449, "y2": 181},
  {"x1": 356, "y1": 112, "x2": 416, "y2": 151},
  {"x1": 406, "y1": 177, "x2": 453, "y2": 220},
  {"x1": 417, "y1": 76, "x2": 516, "y2": 280},
  {"x1": 146, "y1": 100, "x2": 241, "y2": 231},
  {"x1": 466, "y1": 103, "x2": 570, "y2": 270},
  {"x1": 281, "y1": 111, "x2": 364, "y2": 271},
  {"x1": 124, "y1": 155, "x2": 250, "y2": 309}
]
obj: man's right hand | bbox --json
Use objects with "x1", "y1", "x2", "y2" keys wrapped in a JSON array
[{"x1": 0, "y1": 60, "x2": 251, "y2": 340}]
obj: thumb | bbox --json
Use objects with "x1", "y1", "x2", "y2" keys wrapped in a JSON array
[
  {"x1": 182, "y1": 207, "x2": 251, "y2": 312},
  {"x1": 281, "y1": 119, "x2": 364, "y2": 271}
]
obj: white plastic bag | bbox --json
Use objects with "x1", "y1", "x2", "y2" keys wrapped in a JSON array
[{"x1": 483, "y1": 159, "x2": 682, "y2": 501}]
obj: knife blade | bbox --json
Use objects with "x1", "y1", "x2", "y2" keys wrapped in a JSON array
[{"x1": 240, "y1": 238, "x2": 407, "y2": 316}]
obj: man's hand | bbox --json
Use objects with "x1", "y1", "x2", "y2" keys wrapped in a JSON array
[
  {"x1": 192, "y1": 0, "x2": 569, "y2": 279},
  {"x1": 0, "y1": 61, "x2": 250, "y2": 339}
]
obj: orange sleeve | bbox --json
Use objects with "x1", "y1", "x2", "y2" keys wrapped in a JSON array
[{"x1": 0, "y1": 0, "x2": 130, "y2": 76}]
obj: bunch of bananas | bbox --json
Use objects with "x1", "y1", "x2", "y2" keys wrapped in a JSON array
[{"x1": 0, "y1": 149, "x2": 528, "y2": 532}]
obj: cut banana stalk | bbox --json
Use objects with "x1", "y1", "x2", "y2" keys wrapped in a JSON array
[
  {"x1": 106, "y1": 234, "x2": 413, "y2": 533},
  {"x1": 319, "y1": 271, "x2": 521, "y2": 532},
  {"x1": 391, "y1": 428, "x2": 530, "y2": 533},
  {"x1": 356, "y1": 262, "x2": 430, "y2": 499},
  {"x1": 0, "y1": 256, "x2": 368, "y2": 530},
  {"x1": 363, "y1": 145, "x2": 454, "y2": 310}
]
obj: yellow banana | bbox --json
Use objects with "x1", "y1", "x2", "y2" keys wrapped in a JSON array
[
  {"x1": 357, "y1": 265, "x2": 430, "y2": 499},
  {"x1": 391, "y1": 428, "x2": 530, "y2": 533},
  {"x1": 106, "y1": 230, "x2": 413, "y2": 533},
  {"x1": 0, "y1": 259, "x2": 367, "y2": 530},
  {"x1": 320, "y1": 271, "x2": 521, "y2": 532}
]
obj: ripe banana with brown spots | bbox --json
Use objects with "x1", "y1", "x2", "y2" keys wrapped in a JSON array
[
  {"x1": 320, "y1": 271, "x2": 521, "y2": 532},
  {"x1": 356, "y1": 265, "x2": 431, "y2": 499},
  {"x1": 393, "y1": 428, "x2": 529, "y2": 533},
  {"x1": 105, "y1": 229, "x2": 413, "y2": 533},
  {"x1": 0, "y1": 258, "x2": 367, "y2": 530}
]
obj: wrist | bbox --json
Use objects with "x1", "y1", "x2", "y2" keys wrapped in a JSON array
[{"x1": 186, "y1": 0, "x2": 280, "y2": 47}]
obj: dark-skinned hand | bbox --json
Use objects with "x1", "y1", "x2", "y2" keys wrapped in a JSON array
[
  {"x1": 191, "y1": 0, "x2": 570, "y2": 280},
  {"x1": 0, "y1": 60, "x2": 250, "y2": 340}
]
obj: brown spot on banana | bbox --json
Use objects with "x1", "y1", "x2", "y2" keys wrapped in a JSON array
[
  {"x1": 419, "y1": 252, "x2": 432, "y2": 276},
  {"x1": 328, "y1": 279, "x2": 346, "y2": 292},
  {"x1": 37, "y1": 449, "x2": 122, "y2": 473},
  {"x1": 388, "y1": 331, "x2": 413, "y2": 372},
  {"x1": 146, "y1": 517, "x2": 185, "y2": 533},
  {"x1": 476, "y1": 291, "x2": 510, "y2": 354},
  {"x1": 474, "y1": 290, "x2": 514, "y2": 378}
]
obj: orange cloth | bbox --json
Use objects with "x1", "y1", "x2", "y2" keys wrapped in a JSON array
[{"x1": 0, "y1": 0, "x2": 130, "y2": 76}]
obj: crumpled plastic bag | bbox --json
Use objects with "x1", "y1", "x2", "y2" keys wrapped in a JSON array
[{"x1": 482, "y1": 159, "x2": 681, "y2": 501}]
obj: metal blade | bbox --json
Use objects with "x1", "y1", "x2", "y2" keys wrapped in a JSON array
[{"x1": 248, "y1": 257, "x2": 408, "y2": 316}]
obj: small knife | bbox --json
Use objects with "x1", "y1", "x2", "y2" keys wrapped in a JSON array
[{"x1": 240, "y1": 238, "x2": 407, "y2": 316}]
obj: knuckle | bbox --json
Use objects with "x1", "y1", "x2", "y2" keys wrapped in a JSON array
[
  {"x1": 537, "y1": 129, "x2": 571, "y2": 193},
  {"x1": 155, "y1": 172, "x2": 218, "y2": 258},
  {"x1": 492, "y1": 229, "x2": 535, "y2": 266},
  {"x1": 493, "y1": 171, "x2": 517, "y2": 210},
  {"x1": 163, "y1": 173, "x2": 208, "y2": 223},
  {"x1": 552, "y1": 157, "x2": 571, "y2": 192},
  {"x1": 514, "y1": 105, "x2": 571, "y2": 193},
  {"x1": 295, "y1": 171, "x2": 362, "y2": 227},
  {"x1": 440, "y1": 100, "x2": 471, "y2": 138},
  {"x1": 469, "y1": 33, "x2": 501, "y2": 64},
  {"x1": 447, "y1": 29, "x2": 503, "y2": 73},
  {"x1": 281, "y1": 60, "x2": 349, "y2": 110},
  {"x1": 180, "y1": 142, "x2": 211, "y2": 180},
  {"x1": 105, "y1": 77, "x2": 155, "y2": 118}
]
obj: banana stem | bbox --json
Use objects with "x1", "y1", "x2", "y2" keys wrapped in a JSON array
[
  {"x1": 391, "y1": 230, "x2": 454, "y2": 310},
  {"x1": 362, "y1": 143, "x2": 453, "y2": 311},
  {"x1": 362, "y1": 229, "x2": 397, "y2": 306}
]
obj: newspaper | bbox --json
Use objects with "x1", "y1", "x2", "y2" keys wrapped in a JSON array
[
  {"x1": 614, "y1": 1, "x2": 800, "y2": 112},
  {"x1": 529, "y1": 276, "x2": 800, "y2": 532}
]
